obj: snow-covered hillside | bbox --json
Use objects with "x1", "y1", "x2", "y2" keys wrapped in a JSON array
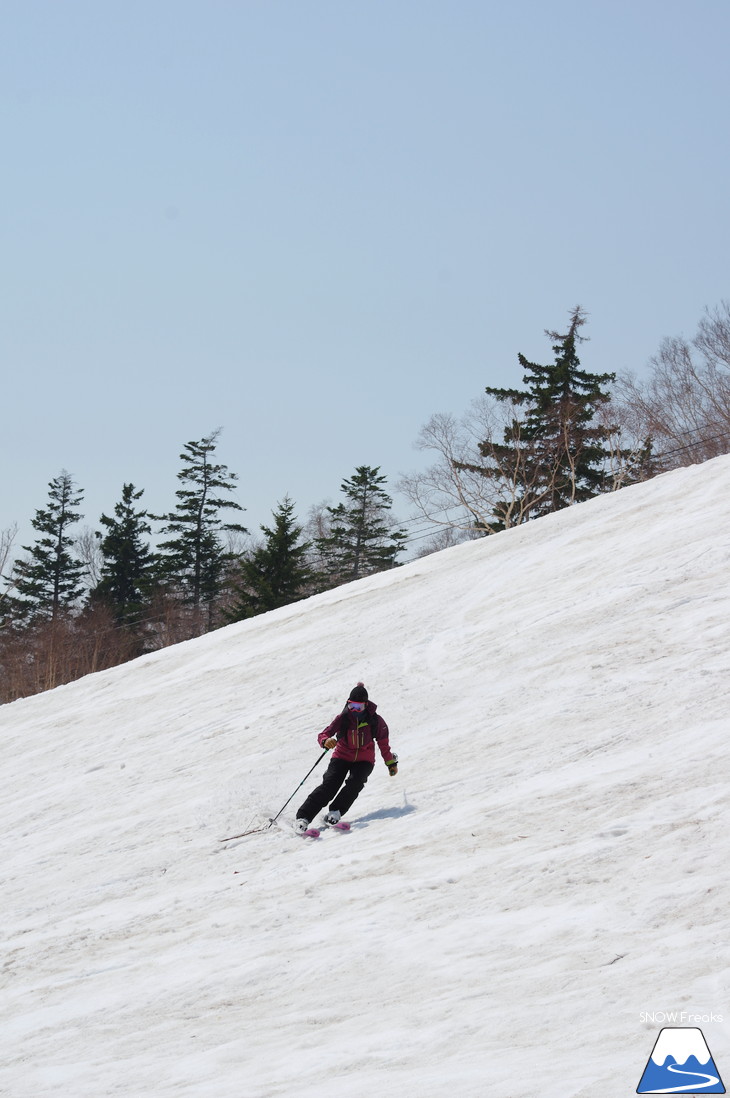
[{"x1": 2, "y1": 457, "x2": 730, "y2": 1098}]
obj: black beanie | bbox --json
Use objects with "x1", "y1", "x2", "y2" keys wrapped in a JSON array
[{"x1": 349, "y1": 683, "x2": 368, "y2": 702}]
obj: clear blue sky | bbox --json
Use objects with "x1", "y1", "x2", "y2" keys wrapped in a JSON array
[{"x1": 2, "y1": 0, "x2": 729, "y2": 554}]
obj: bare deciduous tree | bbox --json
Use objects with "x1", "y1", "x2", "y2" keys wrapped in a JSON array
[
  {"x1": 400, "y1": 388, "x2": 662, "y2": 544},
  {"x1": 301, "y1": 500, "x2": 334, "y2": 587},
  {"x1": 398, "y1": 399, "x2": 504, "y2": 535},
  {"x1": 413, "y1": 526, "x2": 474, "y2": 559},
  {"x1": 398, "y1": 395, "x2": 572, "y2": 536},
  {"x1": 75, "y1": 526, "x2": 105, "y2": 589},
  {"x1": 0, "y1": 524, "x2": 17, "y2": 574},
  {"x1": 0, "y1": 524, "x2": 18, "y2": 620},
  {"x1": 616, "y1": 302, "x2": 730, "y2": 467},
  {"x1": 594, "y1": 396, "x2": 659, "y2": 490}
]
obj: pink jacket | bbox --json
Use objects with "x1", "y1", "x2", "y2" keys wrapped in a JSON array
[{"x1": 317, "y1": 701, "x2": 395, "y2": 766}]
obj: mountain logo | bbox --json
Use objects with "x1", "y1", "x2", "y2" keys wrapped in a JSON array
[{"x1": 637, "y1": 1027, "x2": 725, "y2": 1093}]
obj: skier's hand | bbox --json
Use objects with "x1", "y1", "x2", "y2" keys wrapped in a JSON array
[
  {"x1": 386, "y1": 759, "x2": 398, "y2": 777},
  {"x1": 324, "y1": 737, "x2": 337, "y2": 750}
]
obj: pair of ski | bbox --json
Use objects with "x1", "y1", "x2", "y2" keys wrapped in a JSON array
[
  {"x1": 300, "y1": 819, "x2": 351, "y2": 840},
  {"x1": 219, "y1": 818, "x2": 351, "y2": 842}
]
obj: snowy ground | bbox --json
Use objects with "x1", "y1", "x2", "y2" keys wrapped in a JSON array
[{"x1": 2, "y1": 456, "x2": 730, "y2": 1098}]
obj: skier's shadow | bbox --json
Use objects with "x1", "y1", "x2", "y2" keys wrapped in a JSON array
[{"x1": 355, "y1": 803, "x2": 417, "y2": 826}]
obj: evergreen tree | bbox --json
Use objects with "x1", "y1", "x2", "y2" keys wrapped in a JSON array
[
  {"x1": 462, "y1": 307, "x2": 615, "y2": 528},
  {"x1": 228, "y1": 496, "x2": 312, "y2": 620},
  {"x1": 93, "y1": 484, "x2": 153, "y2": 624},
  {"x1": 316, "y1": 466, "x2": 407, "y2": 583},
  {"x1": 9, "y1": 472, "x2": 86, "y2": 620},
  {"x1": 154, "y1": 431, "x2": 247, "y2": 619}
]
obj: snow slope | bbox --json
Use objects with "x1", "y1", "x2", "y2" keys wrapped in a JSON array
[{"x1": 2, "y1": 456, "x2": 730, "y2": 1098}]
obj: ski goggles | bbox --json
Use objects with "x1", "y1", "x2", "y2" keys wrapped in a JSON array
[{"x1": 347, "y1": 700, "x2": 366, "y2": 711}]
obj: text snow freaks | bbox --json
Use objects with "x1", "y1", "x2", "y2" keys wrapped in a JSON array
[{"x1": 640, "y1": 1012, "x2": 724, "y2": 1024}]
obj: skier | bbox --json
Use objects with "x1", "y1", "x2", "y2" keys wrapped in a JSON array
[{"x1": 295, "y1": 683, "x2": 398, "y2": 832}]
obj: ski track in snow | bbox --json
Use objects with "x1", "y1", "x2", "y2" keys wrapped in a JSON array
[{"x1": 2, "y1": 456, "x2": 730, "y2": 1097}]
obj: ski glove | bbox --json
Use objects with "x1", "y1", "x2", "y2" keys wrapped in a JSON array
[
  {"x1": 386, "y1": 755, "x2": 398, "y2": 777},
  {"x1": 324, "y1": 737, "x2": 337, "y2": 750}
]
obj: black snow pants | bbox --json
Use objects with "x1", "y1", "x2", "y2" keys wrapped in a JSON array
[{"x1": 297, "y1": 757, "x2": 375, "y2": 822}]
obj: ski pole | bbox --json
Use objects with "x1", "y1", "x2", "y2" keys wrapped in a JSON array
[
  {"x1": 219, "y1": 747, "x2": 329, "y2": 841},
  {"x1": 269, "y1": 747, "x2": 328, "y2": 825}
]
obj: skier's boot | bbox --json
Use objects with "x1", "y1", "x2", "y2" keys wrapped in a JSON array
[{"x1": 324, "y1": 810, "x2": 341, "y2": 826}]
